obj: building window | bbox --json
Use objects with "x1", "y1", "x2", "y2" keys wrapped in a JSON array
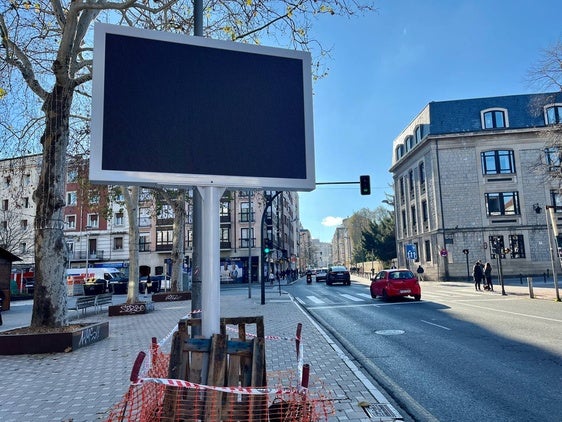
[
  {"x1": 415, "y1": 126, "x2": 423, "y2": 143},
  {"x1": 481, "y1": 150, "x2": 516, "y2": 175},
  {"x1": 66, "y1": 215, "x2": 76, "y2": 229},
  {"x1": 551, "y1": 190, "x2": 562, "y2": 212},
  {"x1": 24, "y1": 174, "x2": 31, "y2": 186},
  {"x1": 20, "y1": 242, "x2": 27, "y2": 254},
  {"x1": 156, "y1": 229, "x2": 173, "y2": 247},
  {"x1": 424, "y1": 240, "x2": 431, "y2": 261},
  {"x1": 413, "y1": 242, "x2": 419, "y2": 262},
  {"x1": 1, "y1": 221, "x2": 6, "y2": 230},
  {"x1": 421, "y1": 200, "x2": 428, "y2": 227},
  {"x1": 114, "y1": 237, "x2": 123, "y2": 250},
  {"x1": 23, "y1": 197, "x2": 30, "y2": 208},
  {"x1": 401, "y1": 210, "x2": 407, "y2": 233},
  {"x1": 220, "y1": 201, "x2": 231, "y2": 219},
  {"x1": 411, "y1": 205, "x2": 417, "y2": 229},
  {"x1": 66, "y1": 191, "x2": 77, "y2": 206},
  {"x1": 139, "y1": 188, "x2": 152, "y2": 202},
  {"x1": 405, "y1": 136, "x2": 414, "y2": 152},
  {"x1": 240, "y1": 202, "x2": 254, "y2": 222},
  {"x1": 409, "y1": 170, "x2": 415, "y2": 197},
  {"x1": 88, "y1": 214, "x2": 99, "y2": 228},
  {"x1": 482, "y1": 109, "x2": 507, "y2": 129},
  {"x1": 485, "y1": 192, "x2": 520, "y2": 216},
  {"x1": 139, "y1": 207, "x2": 151, "y2": 227},
  {"x1": 509, "y1": 234, "x2": 525, "y2": 259},
  {"x1": 545, "y1": 147, "x2": 561, "y2": 171},
  {"x1": 139, "y1": 235, "x2": 150, "y2": 252},
  {"x1": 4, "y1": 176, "x2": 10, "y2": 187},
  {"x1": 399, "y1": 177, "x2": 405, "y2": 203},
  {"x1": 396, "y1": 144, "x2": 405, "y2": 160},
  {"x1": 115, "y1": 212, "x2": 124, "y2": 226},
  {"x1": 67, "y1": 169, "x2": 78, "y2": 182},
  {"x1": 240, "y1": 228, "x2": 254, "y2": 248},
  {"x1": 21, "y1": 220, "x2": 28, "y2": 230},
  {"x1": 2, "y1": 199, "x2": 8, "y2": 210},
  {"x1": 545, "y1": 105, "x2": 562, "y2": 125},
  {"x1": 89, "y1": 191, "x2": 100, "y2": 205},
  {"x1": 220, "y1": 227, "x2": 230, "y2": 243},
  {"x1": 419, "y1": 161, "x2": 425, "y2": 191}
]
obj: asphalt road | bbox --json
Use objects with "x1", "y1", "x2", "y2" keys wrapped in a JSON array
[{"x1": 286, "y1": 277, "x2": 562, "y2": 422}]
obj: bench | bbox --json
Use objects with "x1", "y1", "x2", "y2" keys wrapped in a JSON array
[
  {"x1": 69, "y1": 295, "x2": 97, "y2": 317},
  {"x1": 95, "y1": 293, "x2": 113, "y2": 313}
]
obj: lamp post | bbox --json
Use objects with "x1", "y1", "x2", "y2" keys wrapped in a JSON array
[
  {"x1": 84, "y1": 225, "x2": 92, "y2": 269},
  {"x1": 463, "y1": 249, "x2": 470, "y2": 281}
]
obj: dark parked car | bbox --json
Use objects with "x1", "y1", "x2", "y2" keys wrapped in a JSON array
[
  {"x1": 315, "y1": 268, "x2": 328, "y2": 282},
  {"x1": 326, "y1": 265, "x2": 351, "y2": 286},
  {"x1": 370, "y1": 269, "x2": 421, "y2": 301}
]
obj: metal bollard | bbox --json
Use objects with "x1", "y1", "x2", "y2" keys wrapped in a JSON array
[{"x1": 527, "y1": 277, "x2": 534, "y2": 299}]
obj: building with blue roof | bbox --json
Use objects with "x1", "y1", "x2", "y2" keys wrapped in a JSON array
[{"x1": 390, "y1": 92, "x2": 562, "y2": 281}]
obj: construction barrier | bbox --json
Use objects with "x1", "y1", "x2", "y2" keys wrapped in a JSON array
[{"x1": 105, "y1": 319, "x2": 334, "y2": 421}]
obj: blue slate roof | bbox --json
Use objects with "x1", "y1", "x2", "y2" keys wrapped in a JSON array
[{"x1": 427, "y1": 92, "x2": 562, "y2": 135}]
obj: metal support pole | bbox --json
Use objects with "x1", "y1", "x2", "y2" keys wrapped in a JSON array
[
  {"x1": 198, "y1": 186, "x2": 225, "y2": 337},
  {"x1": 545, "y1": 206, "x2": 561, "y2": 301}
]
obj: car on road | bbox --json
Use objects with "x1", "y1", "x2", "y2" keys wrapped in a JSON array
[
  {"x1": 370, "y1": 269, "x2": 421, "y2": 301},
  {"x1": 315, "y1": 268, "x2": 328, "y2": 282},
  {"x1": 326, "y1": 265, "x2": 351, "y2": 286}
]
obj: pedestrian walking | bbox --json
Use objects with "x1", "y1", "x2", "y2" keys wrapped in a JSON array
[
  {"x1": 484, "y1": 262, "x2": 493, "y2": 291},
  {"x1": 416, "y1": 265, "x2": 425, "y2": 281},
  {"x1": 473, "y1": 261, "x2": 483, "y2": 291}
]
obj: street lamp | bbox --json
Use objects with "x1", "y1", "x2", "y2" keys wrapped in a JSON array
[{"x1": 84, "y1": 225, "x2": 92, "y2": 269}]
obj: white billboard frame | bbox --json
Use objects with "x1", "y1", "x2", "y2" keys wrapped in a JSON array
[{"x1": 90, "y1": 23, "x2": 315, "y2": 191}]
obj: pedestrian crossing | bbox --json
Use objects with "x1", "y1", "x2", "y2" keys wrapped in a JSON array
[{"x1": 293, "y1": 285, "x2": 497, "y2": 307}]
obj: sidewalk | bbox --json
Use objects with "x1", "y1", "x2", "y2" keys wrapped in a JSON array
[{"x1": 0, "y1": 283, "x2": 403, "y2": 422}]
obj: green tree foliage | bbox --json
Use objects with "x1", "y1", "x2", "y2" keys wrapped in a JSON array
[{"x1": 360, "y1": 209, "x2": 395, "y2": 264}]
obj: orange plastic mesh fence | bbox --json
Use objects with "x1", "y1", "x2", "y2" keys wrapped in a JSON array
[
  {"x1": 105, "y1": 324, "x2": 334, "y2": 422},
  {"x1": 106, "y1": 376, "x2": 333, "y2": 422}
]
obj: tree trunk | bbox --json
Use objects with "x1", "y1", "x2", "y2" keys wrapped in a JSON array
[
  {"x1": 170, "y1": 190, "x2": 186, "y2": 292},
  {"x1": 31, "y1": 83, "x2": 73, "y2": 328},
  {"x1": 124, "y1": 186, "x2": 140, "y2": 304}
]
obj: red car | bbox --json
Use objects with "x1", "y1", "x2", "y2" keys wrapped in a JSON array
[{"x1": 370, "y1": 269, "x2": 421, "y2": 301}]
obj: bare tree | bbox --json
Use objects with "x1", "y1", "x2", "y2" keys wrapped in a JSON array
[{"x1": 0, "y1": 0, "x2": 376, "y2": 328}]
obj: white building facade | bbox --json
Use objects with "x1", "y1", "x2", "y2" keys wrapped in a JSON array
[{"x1": 390, "y1": 92, "x2": 562, "y2": 281}]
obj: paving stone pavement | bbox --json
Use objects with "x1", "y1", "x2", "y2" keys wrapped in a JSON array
[{"x1": 0, "y1": 285, "x2": 402, "y2": 422}]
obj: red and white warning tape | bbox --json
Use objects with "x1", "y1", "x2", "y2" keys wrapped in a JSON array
[{"x1": 134, "y1": 377, "x2": 306, "y2": 395}]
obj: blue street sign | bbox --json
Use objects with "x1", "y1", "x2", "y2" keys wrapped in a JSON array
[{"x1": 405, "y1": 244, "x2": 418, "y2": 260}]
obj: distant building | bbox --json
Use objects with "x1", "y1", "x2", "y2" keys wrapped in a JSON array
[
  {"x1": 390, "y1": 92, "x2": 562, "y2": 280},
  {"x1": 0, "y1": 155, "x2": 300, "y2": 283}
]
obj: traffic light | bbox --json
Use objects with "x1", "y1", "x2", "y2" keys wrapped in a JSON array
[
  {"x1": 264, "y1": 239, "x2": 271, "y2": 254},
  {"x1": 360, "y1": 175, "x2": 371, "y2": 195}
]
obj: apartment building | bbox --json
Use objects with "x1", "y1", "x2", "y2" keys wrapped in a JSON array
[
  {"x1": 390, "y1": 91, "x2": 562, "y2": 280},
  {"x1": 1, "y1": 155, "x2": 300, "y2": 282}
]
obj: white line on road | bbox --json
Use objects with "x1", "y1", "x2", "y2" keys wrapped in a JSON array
[
  {"x1": 295, "y1": 297, "x2": 305, "y2": 305},
  {"x1": 421, "y1": 319, "x2": 452, "y2": 330},
  {"x1": 338, "y1": 293, "x2": 364, "y2": 302},
  {"x1": 306, "y1": 295, "x2": 325, "y2": 304}
]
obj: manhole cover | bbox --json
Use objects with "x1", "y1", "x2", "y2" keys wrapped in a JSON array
[{"x1": 375, "y1": 329, "x2": 405, "y2": 335}]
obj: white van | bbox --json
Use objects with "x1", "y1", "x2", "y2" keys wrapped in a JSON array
[{"x1": 66, "y1": 267, "x2": 127, "y2": 295}]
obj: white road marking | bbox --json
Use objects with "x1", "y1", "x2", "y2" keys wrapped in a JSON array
[
  {"x1": 306, "y1": 295, "x2": 325, "y2": 304},
  {"x1": 421, "y1": 319, "x2": 451, "y2": 330},
  {"x1": 339, "y1": 293, "x2": 364, "y2": 302}
]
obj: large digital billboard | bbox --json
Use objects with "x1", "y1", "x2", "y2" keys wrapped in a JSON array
[{"x1": 90, "y1": 23, "x2": 315, "y2": 191}]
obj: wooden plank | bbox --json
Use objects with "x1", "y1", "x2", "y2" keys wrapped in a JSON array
[{"x1": 204, "y1": 334, "x2": 227, "y2": 421}]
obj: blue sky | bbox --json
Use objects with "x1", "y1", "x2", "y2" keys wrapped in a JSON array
[{"x1": 299, "y1": 0, "x2": 562, "y2": 243}]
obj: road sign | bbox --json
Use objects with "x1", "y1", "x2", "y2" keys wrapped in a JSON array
[
  {"x1": 405, "y1": 244, "x2": 417, "y2": 260},
  {"x1": 440, "y1": 249, "x2": 448, "y2": 257}
]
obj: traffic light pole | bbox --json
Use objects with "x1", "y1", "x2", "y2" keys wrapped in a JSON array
[{"x1": 261, "y1": 191, "x2": 281, "y2": 305}]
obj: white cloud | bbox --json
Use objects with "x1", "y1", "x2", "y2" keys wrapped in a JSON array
[{"x1": 321, "y1": 216, "x2": 343, "y2": 227}]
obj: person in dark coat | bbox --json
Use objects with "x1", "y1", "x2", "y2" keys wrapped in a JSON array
[
  {"x1": 473, "y1": 261, "x2": 483, "y2": 291},
  {"x1": 484, "y1": 262, "x2": 493, "y2": 291}
]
